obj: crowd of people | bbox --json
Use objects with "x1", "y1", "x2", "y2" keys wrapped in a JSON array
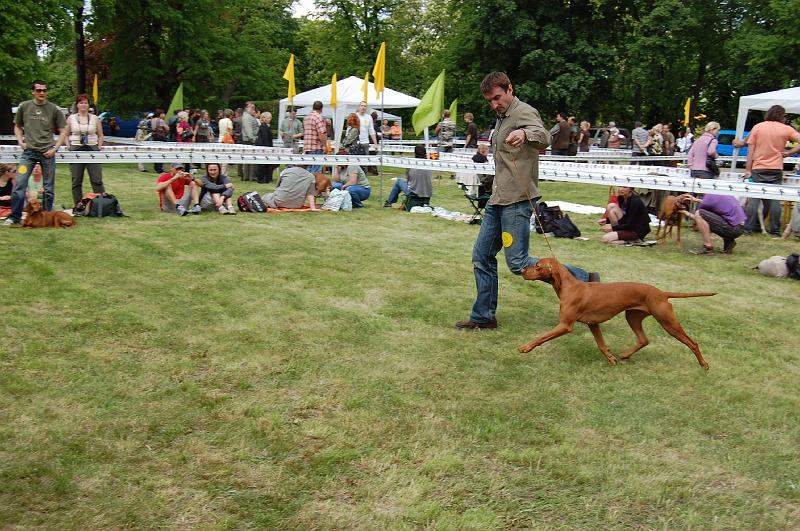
[{"x1": 4, "y1": 78, "x2": 799, "y2": 255}]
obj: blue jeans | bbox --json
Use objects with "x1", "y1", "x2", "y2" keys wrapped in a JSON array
[
  {"x1": 386, "y1": 178, "x2": 409, "y2": 204},
  {"x1": 470, "y1": 200, "x2": 589, "y2": 323},
  {"x1": 10, "y1": 149, "x2": 56, "y2": 222},
  {"x1": 346, "y1": 185, "x2": 370, "y2": 208},
  {"x1": 305, "y1": 149, "x2": 323, "y2": 173}
]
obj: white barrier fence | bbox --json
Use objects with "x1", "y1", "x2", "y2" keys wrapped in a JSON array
[{"x1": 0, "y1": 143, "x2": 797, "y2": 201}]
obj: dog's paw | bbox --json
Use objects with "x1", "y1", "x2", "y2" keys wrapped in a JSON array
[{"x1": 518, "y1": 344, "x2": 535, "y2": 353}]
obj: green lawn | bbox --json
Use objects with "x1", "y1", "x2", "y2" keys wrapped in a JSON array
[{"x1": 1, "y1": 164, "x2": 799, "y2": 529}]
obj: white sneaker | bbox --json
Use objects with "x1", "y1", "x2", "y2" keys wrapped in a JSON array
[
  {"x1": 190, "y1": 204, "x2": 202, "y2": 214},
  {"x1": 227, "y1": 205, "x2": 236, "y2": 215},
  {"x1": 3, "y1": 218, "x2": 20, "y2": 226},
  {"x1": 219, "y1": 206, "x2": 228, "y2": 214},
  {"x1": 176, "y1": 205, "x2": 188, "y2": 216}
]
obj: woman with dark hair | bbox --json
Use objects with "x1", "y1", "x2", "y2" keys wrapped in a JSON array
[
  {"x1": 64, "y1": 93, "x2": 105, "y2": 206},
  {"x1": 192, "y1": 110, "x2": 215, "y2": 143},
  {"x1": 0, "y1": 163, "x2": 16, "y2": 217},
  {"x1": 340, "y1": 113, "x2": 361, "y2": 154},
  {"x1": 200, "y1": 163, "x2": 236, "y2": 214},
  {"x1": 599, "y1": 186, "x2": 651, "y2": 244}
]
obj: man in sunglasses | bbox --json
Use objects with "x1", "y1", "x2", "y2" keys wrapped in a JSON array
[{"x1": 4, "y1": 80, "x2": 68, "y2": 226}]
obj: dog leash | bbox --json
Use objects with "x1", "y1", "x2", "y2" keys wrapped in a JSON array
[{"x1": 509, "y1": 149, "x2": 558, "y2": 260}]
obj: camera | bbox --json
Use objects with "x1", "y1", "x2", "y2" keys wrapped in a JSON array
[{"x1": 80, "y1": 133, "x2": 89, "y2": 146}]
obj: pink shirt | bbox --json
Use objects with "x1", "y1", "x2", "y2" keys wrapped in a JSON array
[
  {"x1": 687, "y1": 132, "x2": 718, "y2": 170},
  {"x1": 747, "y1": 121, "x2": 800, "y2": 170}
]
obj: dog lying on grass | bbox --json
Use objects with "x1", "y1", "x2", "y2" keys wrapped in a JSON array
[
  {"x1": 22, "y1": 199, "x2": 77, "y2": 228},
  {"x1": 519, "y1": 257, "x2": 715, "y2": 369}
]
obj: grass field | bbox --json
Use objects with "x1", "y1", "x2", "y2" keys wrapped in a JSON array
[{"x1": 2, "y1": 164, "x2": 799, "y2": 529}]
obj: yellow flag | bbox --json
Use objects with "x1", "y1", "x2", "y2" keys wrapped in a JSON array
[
  {"x1": 331, "y1": 73, "x2": 337, "y2": 107},
  {"x1": 372, "y1": 42, "x2": 386, "y2": 97},
  {"x1": 92, "y1": 74, "x2": 99, "y2": 106},
  {"x1": 684, "y1": 97, "x2": 691, "y2": 125},
  {"x1": 362, "y1": 72, "x2": 369, "y2": 103},
  {"x1": 283, "y1": 54, "x2": 297, "y2": 105}
]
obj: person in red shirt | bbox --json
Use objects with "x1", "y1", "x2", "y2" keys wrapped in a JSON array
[
  {"x1": 156, "y1": 162, "x2": 202, "y2": 216},
  {"x1": 744, "y1": 105, "x2": 800, "y2": 235}
]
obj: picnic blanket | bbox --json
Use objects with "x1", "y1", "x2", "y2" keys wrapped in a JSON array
[{"x1": 265, "y1": 206, "x2": 330, "y2": 213}]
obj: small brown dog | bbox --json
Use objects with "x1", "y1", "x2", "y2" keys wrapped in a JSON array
[
  {"x1": 314, "y1": 173, "x2": 332, "y2": 197},
  {"x1": 519, "y1": 258, "x2": 715, "y2": 369},
  {"x1": 22, "y1": 199, "x2": 77, "y2": 228},
  {"x1": 655, "y1": 195, "x2": 691, "y2": 244}
]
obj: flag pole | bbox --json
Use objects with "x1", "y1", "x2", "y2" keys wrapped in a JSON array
[{"x1": 379, "y1": 88, "x2": 385, "y2": 204}]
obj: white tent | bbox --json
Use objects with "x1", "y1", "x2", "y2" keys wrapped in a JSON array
[
  {"x1": 733, "y1": 86, "x2": 800, "y2": 166},
  {"x1": 278, "y1": 76, "x2": 420, "y2": 148}
]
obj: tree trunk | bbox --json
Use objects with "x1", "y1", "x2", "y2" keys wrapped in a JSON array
[
  {"x1": 0, "y1": 94, "x2": 13, "y2": 135},
  {"x1": 75, "y1": 5, "x2": 86, "y2": 95}
]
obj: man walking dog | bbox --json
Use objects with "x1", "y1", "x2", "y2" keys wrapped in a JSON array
[{"x1": 455, "y1": 72, "x2": 598, "y2": 330}]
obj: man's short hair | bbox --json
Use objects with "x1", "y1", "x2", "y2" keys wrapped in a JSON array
[
  {"x1": 414, "y1": 145, "x2": 427, "y2": 158},
  {"x1": 442, "y1": 110, "x2": 451, "y2": 118},
  {"x1": 312, "y1": 101, "x2": 323, "y2": 111},
  {"x1": 765, "y1": 105, "x2": 786, "y2": 122},
  {"x1": 31, "y1": 80, "x2": 47, "y2": 89},
  {"x1": 558, "y1": 112, "x2": 568, "y2": 120},
  {"x1": 635, "y1": 120, "x2": 643, "y2": 128},
  {"x1": 464, "y1": 112, "x2": 474, "y2": 121},
  {"x1": 480, "y1": 72, "x2": 511, "y2": 94}
]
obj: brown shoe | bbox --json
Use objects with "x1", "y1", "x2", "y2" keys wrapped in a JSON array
[{"x1": 455, "y1": 319, "x2": 497, "y2": 330}]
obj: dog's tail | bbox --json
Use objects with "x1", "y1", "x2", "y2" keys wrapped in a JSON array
[{"x1": 663, "y1": 291, "x2": 717, "y2": 299}]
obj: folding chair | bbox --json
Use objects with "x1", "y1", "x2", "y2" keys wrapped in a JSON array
[{"x1": 461, "y1": 183, "x2": 491, "y2": 224}]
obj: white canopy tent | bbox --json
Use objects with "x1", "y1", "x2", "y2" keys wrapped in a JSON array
[
  {"x1": 733, "y1": 86, "x2": 800, "y2": 166},
  {"x1": 278, "y1": 76, "x2": 420, "y2": 149}
]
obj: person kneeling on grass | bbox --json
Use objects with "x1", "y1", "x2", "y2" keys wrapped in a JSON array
[
  {"x1": 599, "y1": 186, "x2": 651, "y2": 244},
  {"x1": 332, "y1": 164, "x2": 371, "y2": 208},
  {"x1": 200, "y1": 163, "x2": 236, "y2": 215},
  {"x1": 156, "y1": 162, "x2": 202, "y2": 216},
  {"x1": 677, "y1": 193, "x2": 746, "y2": 255},
  {"x1": 262, "y1": 166, "x2": 319, "y2": 210},
  {"x1": 383, "y1": 145, "x2": 432, "y2": 209}
]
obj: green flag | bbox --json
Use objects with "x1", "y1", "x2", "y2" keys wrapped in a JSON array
[
  {"x1": 449, "y1": 98, "x2": 458, "y2": 126},
  {"x1": 412, "y1": 70, "x2": 445, "y2": 135},
  {"x1": 166, "y1": 82, "x2": 184, "y2": 118}
]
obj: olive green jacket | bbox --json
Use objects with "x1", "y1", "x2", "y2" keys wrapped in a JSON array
[{"x1": 489, "y1": 97, "x2": 550, "y2": 205}]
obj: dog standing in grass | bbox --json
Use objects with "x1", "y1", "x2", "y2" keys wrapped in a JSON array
[{"x1": 519, "y1": 258, "x2": 714, "y2": 369}]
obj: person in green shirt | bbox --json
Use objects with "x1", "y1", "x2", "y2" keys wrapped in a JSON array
[
  {"x1": 5, "y1": 80, "x2": 67, "y2": 226},
  {"x1": 455, "y1": 72, "x2": 597, "y2": 330}
]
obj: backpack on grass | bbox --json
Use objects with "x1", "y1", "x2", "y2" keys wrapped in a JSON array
[
  {"x1": 237, "y1": 191, "x2": 266, "y2": 213},
  {"x1": 73, "y1": 193, "x2": 124, "y2": 217}
]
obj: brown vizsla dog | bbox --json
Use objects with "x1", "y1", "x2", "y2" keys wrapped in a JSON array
[
  {"x1": 22, "y1": 199, "x2": 77, "y2": 228},
  {"x1": 655, "y1": 195, "x2": 691, "y2": 245},
  {"x1": 519, "y1": 258, "x2": 715, "y2": 369}
]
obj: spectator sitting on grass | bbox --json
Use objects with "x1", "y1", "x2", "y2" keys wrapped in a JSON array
[
  {"x1": 599, "y1": 186, "x2": 651, "y2": 244},
  {"x1": 156, "y1": 163, "x2": 202, "y2": 216},
  {"x1": 332, "y1": 164, "x2": 371, "y2": 208},
  {"x1": 383, "y1": 145, "x2": 432, "y2": 209},
  {"x1": 262, "y1": 166, "x2": 319, "y2": 210},
  {"x1": 200, "y1": 163, "x2": 236, "y2": 215}
]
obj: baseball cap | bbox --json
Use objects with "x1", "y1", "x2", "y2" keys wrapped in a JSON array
[{"x1": 171, "y1": 162, "x2": 185, "y2": 169}]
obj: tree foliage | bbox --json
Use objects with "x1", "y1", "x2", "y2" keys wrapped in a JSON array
[{"x1": 3, "y1": 0, "x2": 798, "y2": 132}]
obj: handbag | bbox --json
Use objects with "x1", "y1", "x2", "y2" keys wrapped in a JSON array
[
  {"x1": 221, "y1": 131, "x2": 234, "y2": 144},
  {"x1": 706, "y1": 157, "x2": 720, "y2": 176}
]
